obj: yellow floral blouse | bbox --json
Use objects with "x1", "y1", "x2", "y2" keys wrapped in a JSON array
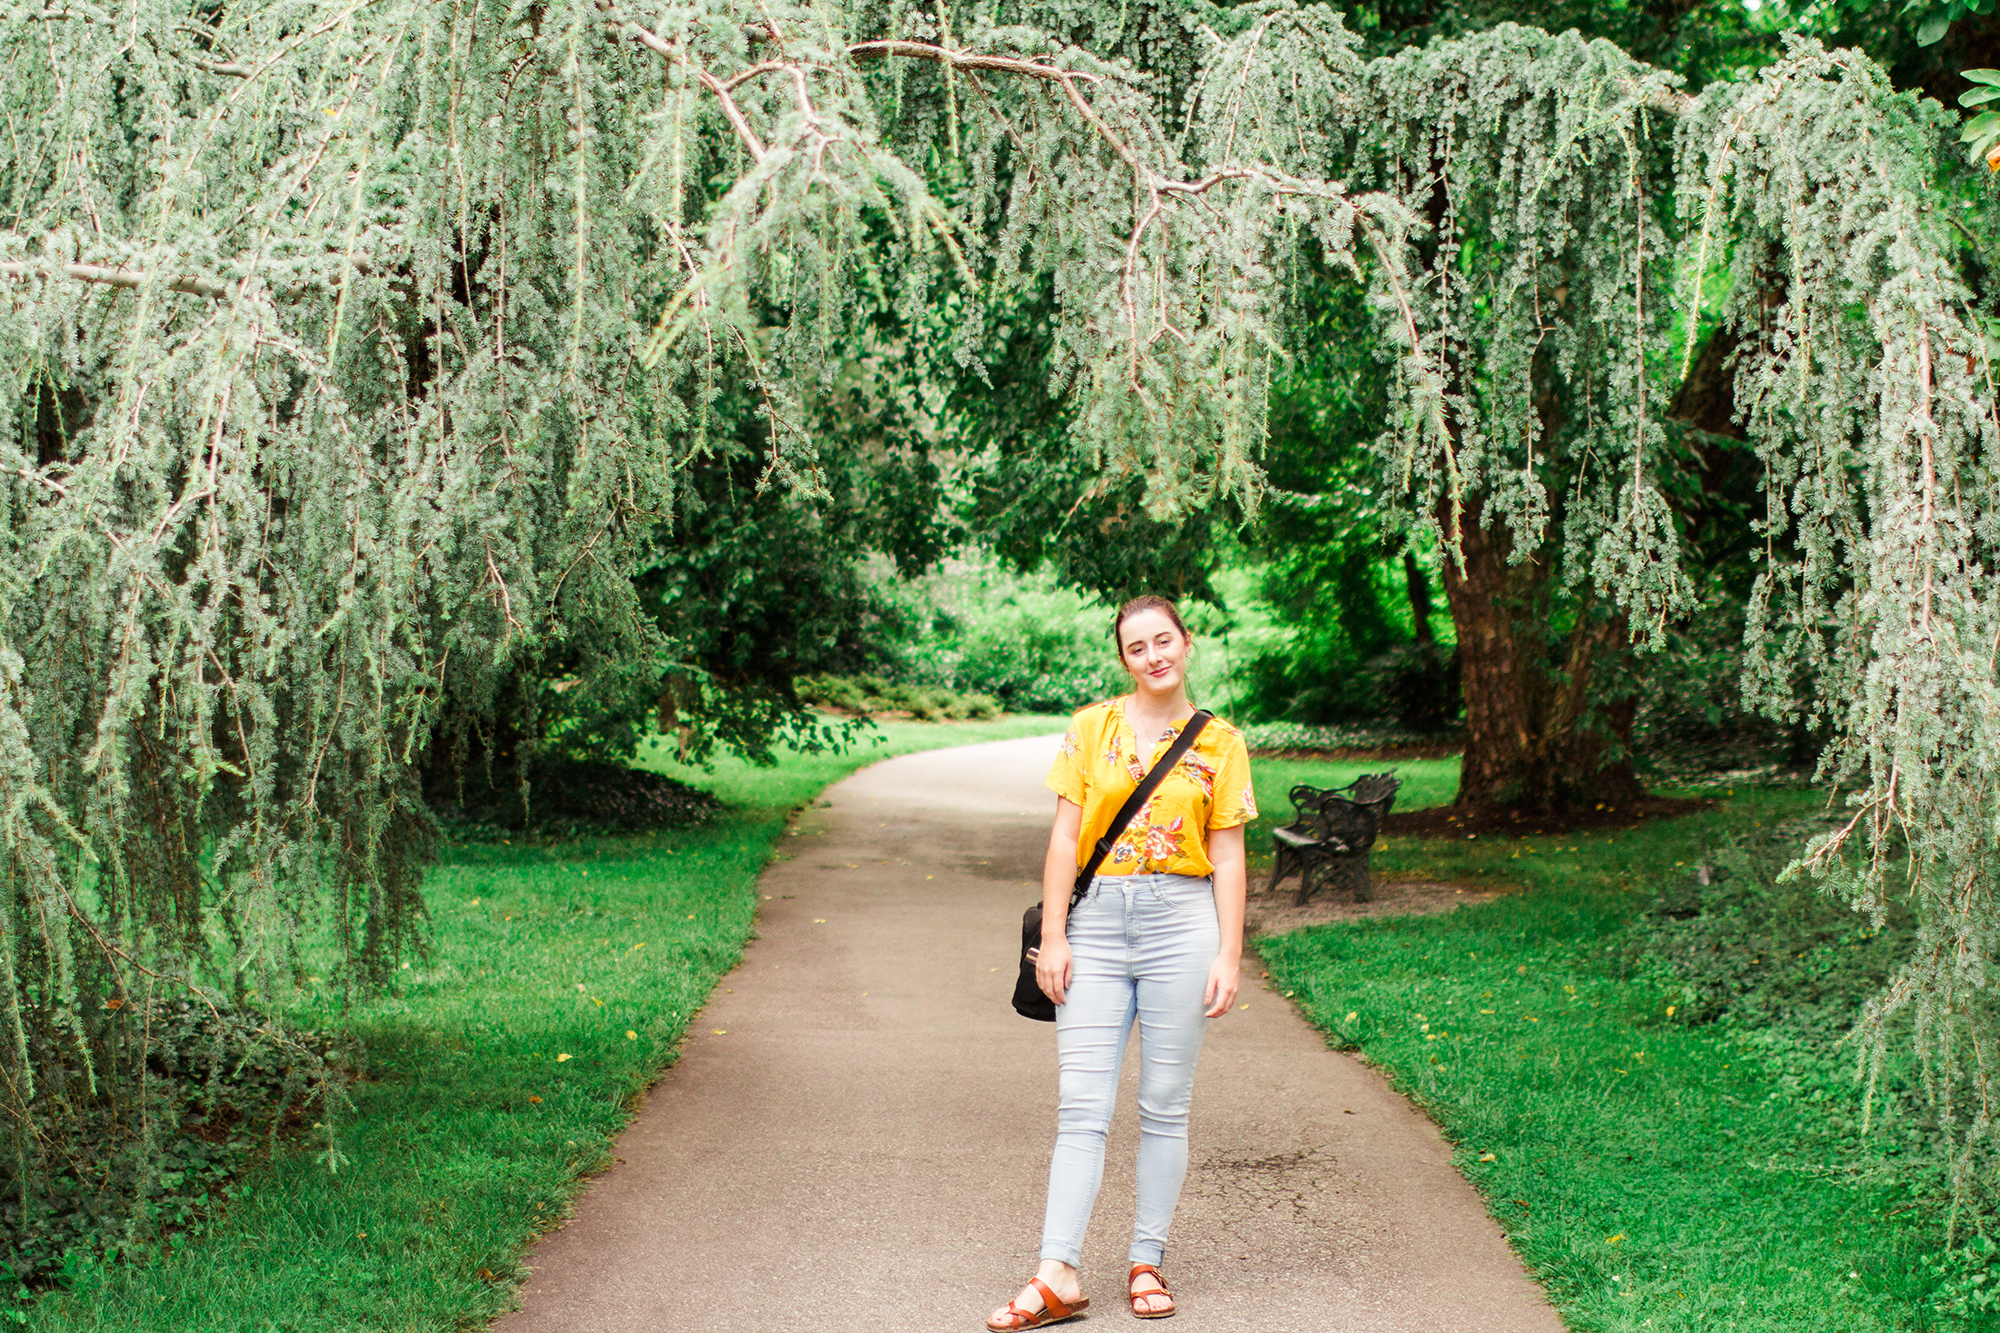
[{"x1": 1046, "y1": 698, "x2": 1258, "y2": 879}]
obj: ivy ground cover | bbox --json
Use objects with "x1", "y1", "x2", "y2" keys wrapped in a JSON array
[{"x1": 24, "y1": 716, "x2": 1063, "y2": 1333}]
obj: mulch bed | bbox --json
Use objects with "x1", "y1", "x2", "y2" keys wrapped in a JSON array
[
  {"x1": 431, "y1": 759, "x2": 720, "y2": 839},
  {"x1": 1384, "y1": 793, "x2": 1712, "y2": 839},
  {"x1": 1245, "y1": 878, "x2": 1507, "y2": 937}
]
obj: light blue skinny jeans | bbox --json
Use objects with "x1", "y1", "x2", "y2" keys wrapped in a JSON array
[{"x1": 1039, "y1": 872, "x2": 1219, "y2": 1269}]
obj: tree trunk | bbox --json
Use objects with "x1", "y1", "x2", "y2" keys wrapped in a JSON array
[
  {"x1": 1439, "y1": 497, "x2": 1647, "y2": 817},
  {"x1": 1403, "y1": 550, "x2": 1436, "y2": 647}
]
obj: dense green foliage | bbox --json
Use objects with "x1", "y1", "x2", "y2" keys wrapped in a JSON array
[
  {"x1": 0, "y1": 999, "x2": 337, "y2": 1292},
  {"x1": 1634, "y1": 819, "x2": 1915, "y2": 1043},
  {"x1": 796, "y1": 673, "x2": 1003, "y2": 719},
  {"x1": 859, "y1": 554, "x2": 1128, "y2": 712},
  {"x1": 1239, "y1": 271, "x2": 1459, "y2": 728},
  {"x1": 11, "y1": 0, "x2": 2000, "y2": 1262}
]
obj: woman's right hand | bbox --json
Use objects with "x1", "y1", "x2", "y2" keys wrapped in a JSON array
[
  {"x1": 1034, "y1": 933, "x2": 1074, "y2": 1007},
  {"x1": 1036, "y1": 797, "x2": 1085, "y2": 1008}
]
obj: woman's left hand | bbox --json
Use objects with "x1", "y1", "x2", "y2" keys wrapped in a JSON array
[{"x1": 1203, "y1": 955, "x2": 1240, "y2": 1018}]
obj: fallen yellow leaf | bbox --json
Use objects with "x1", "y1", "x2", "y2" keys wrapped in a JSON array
[
  {"x1": 1478, "y1": 1151, "x2": 1496, "y2": 1162},
  {"x1": 1606, "y1": 1233, "x2": 1626, "y2": 1245},
  {"x1": 555, "y1": 1053, "x2": 571, "y2": 1062},
  {"x1": 625, "y1": 1030, "x2": 637, "y2": 1040}
]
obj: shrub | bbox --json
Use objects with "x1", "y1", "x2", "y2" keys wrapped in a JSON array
[
  {"x1": 850, "y1": 553, "x2": 1124, "y2": 714},
  {"x1": 1238, "y1": 719, "x2": 1464, "y2": 753},
  {"x1": 1630, "y1": 815, "x2": 1911, "y2": 1041},
  {"x1": 794, "y1": 674, "x2": 1002, "y2": 721},
  {"x1": 1630, "y1": 588, "x2": 1822, "y2": 782},
  {"x1": 1236, "y1": 638, "x2": 1460, "y2": 730},
  {"x1": 428, "y1": 758, "x2": 720, "y2": 839},
  {"x1": 0, "y1": 997, "x2": 341, "y2": 1291}
]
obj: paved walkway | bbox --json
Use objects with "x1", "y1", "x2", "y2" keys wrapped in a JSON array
[{"x1": 492, "y1": 734, "x2": 1566, "y2": 1333}]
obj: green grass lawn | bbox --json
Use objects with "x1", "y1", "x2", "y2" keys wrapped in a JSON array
[
  {"x1": 1258, "y1": 784, "x2": 1964, "y2": 1332},
  {"x1": 27, "y1": 715, "x2": 1064, "y2": 1333},
  {"x1": 31, "y1": 717, "x2": 1958, "y2": 1332},
  {"x1": 629, "y1": 713, "x2": 1066, "y2": 802}
]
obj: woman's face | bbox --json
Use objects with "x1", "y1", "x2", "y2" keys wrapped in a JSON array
[{"x1": 1117, "y1": 608, "x2": 1190, "y2": 696}]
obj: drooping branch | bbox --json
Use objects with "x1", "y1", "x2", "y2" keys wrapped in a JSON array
[
  {"x1": 28, "y1": 5, "x2": 253, "y2": 77},
  {"x1": 9, "y1": 0, "x2": 2000, "y2": 1234},
  {"x1": 0, "y1": 248, "x2": 377, "y2": 302},
  {"x1": 0, "y1": 258, "x2": 230, "y2": 300}
]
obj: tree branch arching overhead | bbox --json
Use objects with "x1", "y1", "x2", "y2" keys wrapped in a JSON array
[{"x1": 6, "y1": 0, "x2": 2000, "y2": 1221}]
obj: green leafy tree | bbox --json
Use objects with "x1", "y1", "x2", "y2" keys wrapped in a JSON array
[
  {"x1": 1240, "y1": 269, "x2": 1457, "y2": 729},
  {"x1": 951, "y1": 284, "x2": 1238, "y2": 603},
  {"x1": 9, "y1": 0, "x2": 2000, "y2": 1246}
]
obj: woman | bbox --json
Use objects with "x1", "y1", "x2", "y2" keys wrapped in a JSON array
[{"x1": 987, "y1": 595, "x2": 1255, "y2": 1329}]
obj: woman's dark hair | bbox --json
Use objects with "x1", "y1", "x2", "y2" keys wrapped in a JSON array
[{"x1": 1110, "y1": 595, "x2": 1191, "y2": 649}]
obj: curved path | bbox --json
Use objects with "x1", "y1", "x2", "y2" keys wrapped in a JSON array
[{"x1": 492, "y1": 734, "x2": 1565, "y2": 1332}]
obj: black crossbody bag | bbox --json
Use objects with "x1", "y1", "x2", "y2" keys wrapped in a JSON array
[{"x1": 1012, "y1": 711, "x2": 1212, "y2": 1021}]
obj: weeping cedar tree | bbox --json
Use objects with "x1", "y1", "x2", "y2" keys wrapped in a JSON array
[{"x1": 5, "y1": 0, "x2": 2000, "y2": 1242}]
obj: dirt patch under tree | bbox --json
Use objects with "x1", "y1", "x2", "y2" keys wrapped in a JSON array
[{"x1": 1245, "y1": 878, "x2": 1508, "y2": 937}]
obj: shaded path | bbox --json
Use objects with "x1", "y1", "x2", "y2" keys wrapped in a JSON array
[{"x1": 492, "y1": 734, "x2": 1565, "y2": 1332}]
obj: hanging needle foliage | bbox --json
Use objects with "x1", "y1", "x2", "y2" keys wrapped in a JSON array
[
  {"x1": 5, "y1": 0, "x2": 2000, "y2": 1252},
  {"x1": 1678, "y1": 40, "x2": 2000, "y2": 1221}
]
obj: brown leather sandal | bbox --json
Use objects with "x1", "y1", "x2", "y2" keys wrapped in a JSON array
[
  {"x1": 1128, "y1": 1264, "x2": 1176, "y2": 1319},
  {"x1": 987, "y1": 1277, "x2": 1090, "y2": 1330}
]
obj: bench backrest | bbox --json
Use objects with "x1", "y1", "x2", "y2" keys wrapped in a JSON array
[{"x1": 1285, "y1": 772, "x2": 1403, "y2": 852}]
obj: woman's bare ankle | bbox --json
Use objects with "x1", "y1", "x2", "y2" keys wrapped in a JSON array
[{"x1": 1032, "y1": 1259, "x2": 1082, "y2": 1300}]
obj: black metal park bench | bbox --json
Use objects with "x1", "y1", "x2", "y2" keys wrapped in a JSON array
[{"x1": 1267, "y1": 771, "x2": 1403, "y2": 905}]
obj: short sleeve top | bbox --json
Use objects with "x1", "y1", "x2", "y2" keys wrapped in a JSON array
[{"x1": 1045, "y1": 698, "x2": 1258, "y2": 879}]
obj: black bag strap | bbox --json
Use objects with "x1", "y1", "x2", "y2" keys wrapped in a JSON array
[{"x1": 1070, "y1": 709, "x2": 1212, "y2": 907}]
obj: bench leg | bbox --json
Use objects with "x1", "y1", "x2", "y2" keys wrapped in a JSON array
[
  {"x1": 1294, "y1": 853, "x2": 1321, "y2": 907},
  {"x1": 1317, "y1": 853, "x2": 1372, "y2": 903},
  {"x1": 1267, "y1": 844, "x2": 1296, "y2": 893}
]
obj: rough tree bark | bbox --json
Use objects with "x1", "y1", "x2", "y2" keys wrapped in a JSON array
[
  {"x1": 1439, "y1": 494, "x2": 1648, "y2": 818},
  {"x1": 1437, "y1": 319, "x2": 1755, "y2": 818}
]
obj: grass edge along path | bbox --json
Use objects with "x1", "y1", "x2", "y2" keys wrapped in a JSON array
[
  {"x1": 1259, "y1": 789, "x2": 1956, "y2": 1333},
  {"x1": 27, "y1": 715, "x2": 1064, "y2": 1333}
]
